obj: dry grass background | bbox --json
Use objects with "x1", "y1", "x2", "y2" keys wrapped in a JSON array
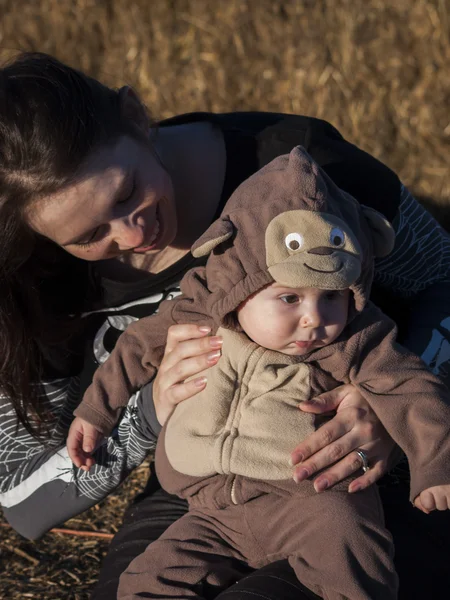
[{"x1": 0, "y1": 0, "x2": 449, "y2": 597}]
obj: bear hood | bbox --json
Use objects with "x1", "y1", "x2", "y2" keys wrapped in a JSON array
[{"x1": 188, "y1": 146, "x2": 395, "y2": 329}]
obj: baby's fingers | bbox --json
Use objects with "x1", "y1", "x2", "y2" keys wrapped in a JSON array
[
  {"x1": 71, "y1": 446, "x2": 96, "y2": 472},
  {"x1": 80, "y1": 455, "x2": 96, "y2": 472},
  {"x1": 67, "y1": 428, "x2": 86, "y2": 469},
  {"x1": 417, "y1": 486, "x2": 450, "y2": 512},
  {"x1": 414, "y1": 496, "x2": 430, "y2": 514},
  {"x1": 82, "y1": 428, "x2": 100, "y2": 454},
  {"x1": 68, "y1": 442, "x2": 95, "y2": 471},
  {"x1": 416, "y1": 490, "x2": 436, "y2": 513}
]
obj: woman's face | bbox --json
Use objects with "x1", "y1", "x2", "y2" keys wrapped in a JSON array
[{"x1": 27, "y1": 135, "x2": 177, "y2": 261}]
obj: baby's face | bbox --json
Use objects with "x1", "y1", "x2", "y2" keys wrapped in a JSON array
[{"x1": 237, "y1": 283, "x2": 350, "y2": 356}]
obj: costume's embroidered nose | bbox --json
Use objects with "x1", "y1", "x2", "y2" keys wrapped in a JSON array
[{"x1": 308, "y1": 247, "x2": 334, "y2": 256}]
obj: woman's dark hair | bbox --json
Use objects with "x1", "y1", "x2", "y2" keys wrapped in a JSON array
[{"x1": 0, "y1": 52, "x2": 145, "y2": 439}]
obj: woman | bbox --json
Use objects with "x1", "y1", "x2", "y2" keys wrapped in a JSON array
[{"x1": 0, "y1": 53, "x2": 449, "y2": 599}]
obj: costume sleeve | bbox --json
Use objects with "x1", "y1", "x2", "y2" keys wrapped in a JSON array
[
  {"x1": 347, "y1": 304, "x2": 450, "y2": 501},
  {"x1": 74, "y1": 317, "x2": 164, "y2": 434},
  {"x1": 74, "y1": 267, "x2": 216, "y2": 435}
]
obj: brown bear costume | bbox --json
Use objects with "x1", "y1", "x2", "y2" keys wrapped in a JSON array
[{"x1": 75, "y1": 147, "x2": 450, "y2": 600}]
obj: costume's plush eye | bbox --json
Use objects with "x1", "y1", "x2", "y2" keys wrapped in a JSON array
[
  {"x1": 329, "y1": 227, "x2": 345, "y2": 247},
  {"x1": 285, "y1": 232, "x2": 303, "y2": 251}
]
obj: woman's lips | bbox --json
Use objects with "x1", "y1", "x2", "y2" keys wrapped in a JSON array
[{"x1": 133, "y1": 207, "x2": 162, "y2": 253}]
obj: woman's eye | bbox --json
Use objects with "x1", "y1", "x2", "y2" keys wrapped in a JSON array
[
  {"x1": 280, "y1": 294, "x2": 299, "y2": 304},
  {"x1": 285, "y1": 232, "x2": 303, "y2": 251},
  {"x1": 329, "y1": 227, "x2": 345, "y2": 247},
  {"x1": 117, "y1": 178, "x2": 136, "y2": 205},
  {"x1": 76, "y1": 228, "x2": 101, "y2": 247}
]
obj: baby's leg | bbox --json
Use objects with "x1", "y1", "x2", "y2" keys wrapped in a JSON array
[
  {"x1": 117, "y1": 508, "x2": 249, "y2": 599},
  {"x1": 250, "y1": 486, "x2": 398, "y2": 600},
  {"x1": 415, "y1": 484, "x2": 450, "y2": 513}
]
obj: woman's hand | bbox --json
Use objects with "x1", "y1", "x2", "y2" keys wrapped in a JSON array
[
  {"x1": 153, "y1": 324, "x2": 222, "y2": 426},
  {"x1": 290, "y1": 384, "x2": 397, "y2": 493}
]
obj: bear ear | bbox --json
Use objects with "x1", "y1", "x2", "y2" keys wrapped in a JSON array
[
  {"x1": 191, "y1": 217, "x2": 235, "y2": 257},
  {"x1": 361, "y1": 206, "x2": 396, "y2": 258}
]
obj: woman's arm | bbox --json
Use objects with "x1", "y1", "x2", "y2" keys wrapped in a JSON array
[{"x1": 0, "y1": 376, "x2": 158, "y2": 540}]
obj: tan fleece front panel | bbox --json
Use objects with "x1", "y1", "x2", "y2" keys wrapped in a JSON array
[
  {"x1": 165, "y1": 328, "x2": 315, "y2": 480},
  {"x1": 265, "y1": 210, "x2": 362, "y2": 290}
]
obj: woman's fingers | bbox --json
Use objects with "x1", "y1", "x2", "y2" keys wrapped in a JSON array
[
  {"x1": 161, "y1": 332, "x2": 223, "y2": 374},
  {"x1": 293, "y1": 437, "x2": 387, "y2": 493},
  {"x1": 299, "y1": 384, "x2": 359, "y2": 414},
  {"x1": 160, "y1": 344, "x2": 222, "y2": 389},
  {"x1": 161, "y1": 376, "x2": 208, "y2": 408},
  {"x1": 290, "y1": 407, "x2": 360, "y2": 466},
  {"x1": 164, "y1": 324, "x2": 212, "y2": 355},
  {"x1": 311, "y1": 450, "x2": 386, "y2": 493},
  {"x1": 153, "y1": 324, "x2": 223, "y2": 426},
  {"x1": 154, "y1": 376, "x2": 208, "y2": 426},
  {"x1": 293, "y1": 384, "x2": 396, "y2": 490},
  {"x1": 292, "y1": 430, "x2": 359, "y2": 483},
  {"x1": 346, "y1": 457, "x2": 387, "y2": 493}
]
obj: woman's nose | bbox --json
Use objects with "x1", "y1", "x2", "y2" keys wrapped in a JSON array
[{"x1": 112, "y1": 218, "x2": 145, "y2": 250}]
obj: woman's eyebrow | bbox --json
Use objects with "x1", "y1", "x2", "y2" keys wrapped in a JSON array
[{"x1": 62, "y1": 168, "x2": 132, "y2": 245}]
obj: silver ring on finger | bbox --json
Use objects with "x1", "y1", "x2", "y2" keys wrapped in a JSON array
[{"x1": 355, "y1": 449, "x2": 370, "y2": 473}]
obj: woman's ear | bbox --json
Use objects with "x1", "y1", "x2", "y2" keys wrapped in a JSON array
[
  {"x1": 191, "y1": 217, "x2": 235, "y2": 257},
  {"x1": 361, "y1": 206, "x2": 396, "y2": 258},
  {"x1": 118, "y1": 86, "x2": 151, "y2": 133}
]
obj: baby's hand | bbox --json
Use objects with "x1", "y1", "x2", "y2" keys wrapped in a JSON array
[
  {"x1": 67, "y1": 417, "x2": 103, "y2": 471},
  {"x1": 414, "y1": 485, "x2": 450, "y2": 513}
]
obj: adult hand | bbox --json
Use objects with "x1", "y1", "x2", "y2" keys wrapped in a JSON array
[
  {"x1": 290, "y1": 384, "x2": 397, "y2": 493},
  {"x1": 153, "y1": 324, "x2": 222, "y2": 426},
  {"x1": 67, "y1": 416, "x2": 103, "y2": 471}
]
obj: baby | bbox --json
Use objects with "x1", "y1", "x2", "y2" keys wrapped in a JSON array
[{"x1": 69, "y1": 147, "x2": 450, "y2": 599}]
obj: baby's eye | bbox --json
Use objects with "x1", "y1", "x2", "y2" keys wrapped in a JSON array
[
  {"x1": 285, "y1": 232, "x2": 303, "y2": 251},
  {"x1": 329, "y1": 227, "x2": 345, "y2": 247},
  {"x1": 280, "y1": 294, "x2": 299, "y2": 304},
  {"x1": 325, "y1": 290, "x2": 343, "y2": 301}
]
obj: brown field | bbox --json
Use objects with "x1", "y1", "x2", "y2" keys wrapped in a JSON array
[{"x1": 0, "y1": 0, "x2": 449, "y2": 597}]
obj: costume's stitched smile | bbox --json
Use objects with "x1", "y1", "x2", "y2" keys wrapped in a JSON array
[{"x1": 304, "y1": 261, "x2": 343, "y2": 274}]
